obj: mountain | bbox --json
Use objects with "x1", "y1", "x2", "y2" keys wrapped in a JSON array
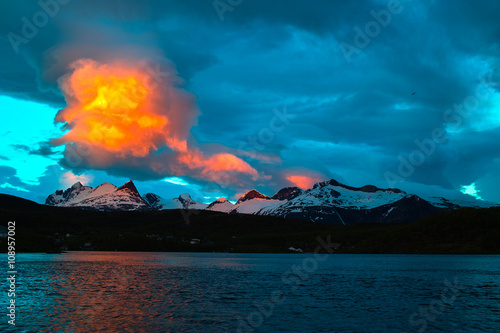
[
  {"x1": 216, "y1": 179, "x2": 496, "y2": 225},
  {"x1": 206, "y1": 197, "x2": 234, "y2": 213},
  {"x1": 143, "y1": 192, "x2": 208, "y2": 210},
  {"x1": 1, "y1": 193, "x2": 48, "y2": 211},
  {"x1": 228, "y1": 189, "x2": 280, "y2": 214},
  {"x1": 219, "y1": 187, "x2": 304, "y2": 214},
  {"x1": 219, "y1": 179, "x2": 426, "y2": 224},
  {"x1": 45, "y1": 180, "x2": 151, "y2": 211},
  {"x1": 270, "y1": 187, "x2": 304, "y2": 201},
  {"x1": 425, "y1": 196, "x2": 496, "y2": 209},
  {"x1": 45, "y1": 181, "x2": 93, "y2": 206},
  {"x1": 44, "y1": 178, "x2": 497, "y2": 224},
  {"x1": 236, "y1": 189, "x2": 271, "y2": 204}
]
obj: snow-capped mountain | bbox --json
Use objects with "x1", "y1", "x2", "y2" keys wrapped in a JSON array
[
  {"x1": 143, "y1": 192, "x2": 208, "y2": 210},
  {"x1": 45, "y1": 180, "x2": 151, "y2": 211},
  {"x1": 425, "y1": 196, "x2": 497, "y2": 209},
  {"x1": 206, "y1": 197, "x2": 234, "y2": 213},
  {"x1": 45, "y1": 181, "x2": 94, "y2": 206},
  {"x1": 257, "y1": 179, "x2": 408, "y2": 219},
  {"x1": 210, "y1": 179, "x2": 496, "y2": 225},
  {"x1": 217, "y1": 179, "x2": 436, "y2": 224},
  {"x1": 226, "y1": 187, "x2": 305, "y2": 215},
  {"x1": 44, "y1": 178, "x2": 497, "y2": 224},
  {"x1": 231, "y1": 190, "x2": 281, "y2": 214}
]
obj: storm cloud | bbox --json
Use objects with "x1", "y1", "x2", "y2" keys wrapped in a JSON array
[{"x1": 0, "y1": 0, "x2": 499, "y2": 202}]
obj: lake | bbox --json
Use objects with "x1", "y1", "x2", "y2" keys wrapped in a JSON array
[{"x1": 2, "y1": 252, "x2": 499, "y2": 332}]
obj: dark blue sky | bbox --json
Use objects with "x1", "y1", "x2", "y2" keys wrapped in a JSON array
[{"x1": 0, "y1": 0, "x2": 499, "y2": 204}]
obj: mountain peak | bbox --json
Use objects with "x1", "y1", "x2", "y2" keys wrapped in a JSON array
[
  {"x1": 93, "y1": 182, "x2": 117, "y2": 190},
  {"x1": 71, "y1": 181, "x2": 84, "y2": 189},
  {"x1": 207, "y1": 197, "x2": 234, "y2": 212},
  {"x1": 143, "y1": 193, "x2": 161, "y2": 208},
  {"x1": 116, "y1": 180, "x2": 140, "y2": 196},
  {"x1": 313, "y1": 179, "x2": 345, "y2": 189},
  {"x1": 271, "y1": 187, "x2": 303, "y2": 201},
  {"x1": 144, "y1": 192, "x2": 159, "y2": 200},
  {"x1": 236, "y1": 189, "x2": 270, "y2": 204},
  {"x1": 179, "y1": 193, "x2": 192, "y2": 200}
]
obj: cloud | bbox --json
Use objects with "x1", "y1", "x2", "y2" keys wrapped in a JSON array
[
  {"x1": 1, "y1": 0, "x2": 499, "y2": 202},
  {"x1": 286, "y1": 175, "x2": 321, "y2": 189},
  {"x1": 0, "y1": 165, "x2": 25, "y2": 188},
  {"x1": 10, "y1": 144, "x2": 30, "y2": 152},
  {"x1": 51, "y1": 58, "x2": 260, "y2": 191},
  {"x1": 53, "y1": 58, "x2": 196, "y2": 156},
  {"x1": 59, "y1": 171, "x2": 94, "y2": 188},
  {"x1": 29, "y1": 142, "x2": 60, "y2": 156},
  {"x1": 11, "y1": 143, "x2": 59, "y2": 157}
]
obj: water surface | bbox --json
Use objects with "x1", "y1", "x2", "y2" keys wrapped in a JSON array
[{"x1": 3, "y1": 252, "x2": 499, "y2": 332}]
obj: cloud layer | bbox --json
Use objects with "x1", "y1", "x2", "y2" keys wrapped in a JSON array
[{"x1": 0, "y1": 0, "x2": 499, "y2": 202}]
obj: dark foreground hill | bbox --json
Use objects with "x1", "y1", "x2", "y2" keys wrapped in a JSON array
[{"x1": 1, "y1": 194, "x2": 499, "y2": 254}]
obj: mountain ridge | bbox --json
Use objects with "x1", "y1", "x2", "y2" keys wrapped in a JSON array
[
  {"x1": 43, "y1": 178, "x2": 497, "y2": 224},
  {"x1": 45, "y1": 180, "x2": 150, "y2": 211}
]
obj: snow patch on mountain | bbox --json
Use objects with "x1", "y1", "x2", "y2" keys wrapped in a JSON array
[
  {"x1": 232, "y1": 198, "x2": 283, "y2": 214},
  {"x1": 83, "y1": 182, "x2": 118, "y2": 201}
]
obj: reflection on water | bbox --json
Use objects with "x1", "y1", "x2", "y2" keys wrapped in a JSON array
[{"x1": 4, "y1": 252, "x2": 500, "y2": 332}]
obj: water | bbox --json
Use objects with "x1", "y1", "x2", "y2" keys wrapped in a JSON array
[{"x1": 2, "y1": 252, "x2": 499, "y2": 332}]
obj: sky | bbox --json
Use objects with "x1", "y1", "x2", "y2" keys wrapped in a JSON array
[{"x1": 0, "y1": 0, "x2": 499, "y2": 204}]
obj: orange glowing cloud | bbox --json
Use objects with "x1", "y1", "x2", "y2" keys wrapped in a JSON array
[
  {"x1": 177, "y1": 149, "x2": 258, "y2": 183},
  {"x1": 55, "y1": 59, "x2": 190, "y2": 157},
  {"x1": 54, "y1": 58, "x2": 260, "y2": 185},
  {"x1": 287, "y1": 174, "x2": 321, "y2": 189}
]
